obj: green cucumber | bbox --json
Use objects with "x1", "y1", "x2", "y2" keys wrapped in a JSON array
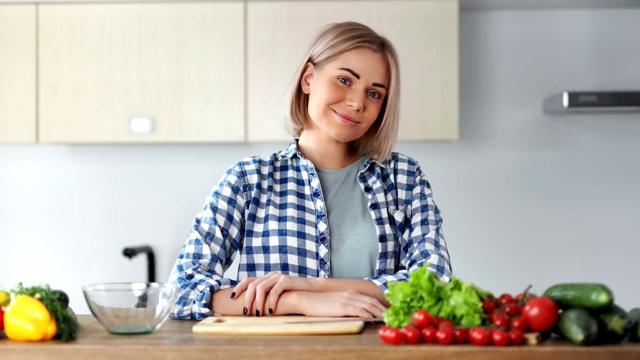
[
  {"x1": 627, "y1": 308, "x2": 640, "y2": 342},
  {"x1": 557, "y1": 308, "x2": 599, "y2": 345},
  {"x1": 590, "y1": 304, "x2": 633, "y2": 344},
  {"x1": 543, "y1": 283, "x2": 613, "y2": 309}
]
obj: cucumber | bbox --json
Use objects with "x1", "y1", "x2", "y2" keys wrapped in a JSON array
[
  {"x1": 627, "y1": 308, "x2": 640, "y2": 342},
  {"x1": 590, "y1": 304, "x2": 633, "y2": 344},
  {"x1": 543, "y1": 283, "x2": 613, "y2": 309},
  {"x1": 557, "y1": 308, "x2": 599, "y2": 345}
]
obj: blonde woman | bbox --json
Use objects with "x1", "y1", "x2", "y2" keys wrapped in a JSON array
[{"x1": 169, "y1": 21, "x2": 452, "y2": 320}]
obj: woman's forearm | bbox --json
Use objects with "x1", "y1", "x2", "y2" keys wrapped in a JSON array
[
  {"x1": 212, "y1": 287, "x2": 301, "y2": 316},
  {"x1": 311, "y1": 278, "x2": 389, "y2": 307}
]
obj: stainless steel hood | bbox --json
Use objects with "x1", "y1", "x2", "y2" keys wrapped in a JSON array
[{"x1": 544, "y1": 91, "x2": 640, "y2": 113}]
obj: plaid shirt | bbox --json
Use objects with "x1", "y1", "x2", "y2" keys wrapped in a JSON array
[{"x1": 168, "y1": 141, "x2": 452, "y2": 320}]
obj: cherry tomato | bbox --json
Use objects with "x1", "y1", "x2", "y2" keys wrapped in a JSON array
[
  {"x1": 508, "y1": 329, "x2": 525, "y2": 346},
  {"x1": 522, "y1": 296, "x2": 559, "y2": 333},
  {"x1": 492, "y1": 329, "x2": 510, "y2": 346},
  {"x1": 468, "y1": 327, "x2": 492, "y2": 346},
  {"x1": 482, "y1": 299, "x2": 496, "y2": 314},
  {"x1": 430, "y1": 316, "x2": 443, "y2": 328},
  {"x1": 498, "y1": 293, "x2": 514, "y2": 306},
  {"x1": 401, "y1": 325, "x2": 422, "y2": 344},
  {"x1": 509, "y1": 316, "x2": 527, "y2": 332},
  {"x1": 439, "y1": 320, "x2": 455, "y2": 330},
  {"x1": 435, "y1": 328, "x2": 455, "y2": 345},
  {"x1": 411, "y1": 309, "x2": 431, "y2": 329},
  {"x1": 378, "y1": 326, "x2": 403, "y2": 345},
  {"x1": 503, "y1": 302, "x2": 521, "y2": 317},
  {"x1": 490, "y1": 309, "x2": 506, "y2": 323},
  {"x1": 421, "y1": 327, "x2": 438, "y2": 343},
  {"x1": 453, "y1": 327, "x2": 469, "y2": 344},
  {"x1": 492, "y1": 313, "x2": 509, "y2": 329},
  {"x1": 515, "y1": 292, "x2": 537, "y2": 304}
]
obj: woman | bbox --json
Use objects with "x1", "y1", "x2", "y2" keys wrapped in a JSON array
[{"x1": 168, "y1": 21, "x2": 452, "y2": 320}]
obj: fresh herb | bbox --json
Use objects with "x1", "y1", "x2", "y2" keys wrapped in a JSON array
[
  {"x1": 12, "y1": 283, "x2": 79, "y2": 342},
  {"x1": 383, "y1": 265, "x2": 492, "y2": 328}
]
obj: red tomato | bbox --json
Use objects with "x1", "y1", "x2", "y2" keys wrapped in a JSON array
[
  {"x1": 498, "y1": 293, "x2": 514, "y2": 306},
  {"x1": 515, "y1": 292, "x2": 537, "y2": 304},
  {"x1": 468, "y1": 327, "x2": 492, "y2": 346},
  {"x1": 411, "y1": 309, "x2": 431, "y2": 329},
  {"x1": 492, "y1": 329, "x2": 510, "y2": 346},
  {"x1": 378, "y1": 326, "x2": 403, "y2": 345},
  {"x1": 453, "y1": 327, "x2": 469, "y2": 344},
  {"x1": 509, "y1": 316, "x2": 527, "y2": 332},
  {"x1": 482, "y1": 299, "x2": 496, "y2": 314},
  {"x1": 522, "y1": 296, "x2": 559, "y2": 333},
  {"x1": 439, "y1": 320, "x2": 455, "y2": 330},
  {"x1": 435, "y1": 328, "x2": 455, "y2": 345},
  {"x1": 492, "y1": 313, "x2": 509, "y2": 329},
  {"x1": 508, "y1": 329, "x2": 525, "y2": 346},
  {"x1": 0, "y1": 307, "x2": 4, "y2": 332},
  {"x1": 489, "y1": 309, "x2": 506, "y2": 323},
  {"x1": 503, "y1": 302, "x2": 522, "y2": 317},
  {"x1": 421, "y1": 327, "x2": 438, "y2": 343},
  {"x1": 401, "y1": 325, "x2": 422, "y2": 344}
]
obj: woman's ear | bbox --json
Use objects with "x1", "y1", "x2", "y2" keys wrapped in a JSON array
[{"x1": 300, "y1": 62, "x2": 315, "y2": 94}]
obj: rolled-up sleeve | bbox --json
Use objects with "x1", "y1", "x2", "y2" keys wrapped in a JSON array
[
  {"x1": 367, "y1": 164, "x2": 452, "y2": 292},
  {"x1": 168, "y1": 164, "x2": 246, "y2": 320}
]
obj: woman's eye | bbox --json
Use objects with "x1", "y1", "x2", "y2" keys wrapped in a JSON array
[
  {"x1": 368, "y1": 91, "x2": 382, "y2": 100},
  {"x1": 338, "y1": 77, "x2": 350, "y2": 85}
]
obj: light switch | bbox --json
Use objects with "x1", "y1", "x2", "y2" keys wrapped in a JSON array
[{"x1": 128, "y1": 117, "x2": 155, "y2": 134}]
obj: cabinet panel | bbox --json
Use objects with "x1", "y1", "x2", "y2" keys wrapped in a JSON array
[
  {"x1": 247, "y1": 0, "x2": 459, "y2": 142},
  {"x1": 38, "y1": 3, "x2": 244, "y2": 143},
  {"x1": 0, "y1": 5, "x2": 36, "y2": 143}
]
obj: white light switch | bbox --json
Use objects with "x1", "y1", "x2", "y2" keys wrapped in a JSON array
[{"x1": 128, "y1": 117, "x2": 155, "y2": 133}]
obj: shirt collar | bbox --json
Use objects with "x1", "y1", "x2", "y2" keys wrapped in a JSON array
[{"x1": 279, "y1": 139, "x2": 388, "y2": 170}]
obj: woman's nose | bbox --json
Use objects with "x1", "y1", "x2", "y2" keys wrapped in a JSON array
[{"x1": 345, "y1": 91, "x2": 364, "y2": 111}]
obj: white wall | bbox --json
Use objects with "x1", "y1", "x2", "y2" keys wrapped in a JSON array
[{"x1": 1, "y1": 7, "x2": 639, "y2": 314}]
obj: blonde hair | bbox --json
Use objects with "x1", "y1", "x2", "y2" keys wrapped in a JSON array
[{"x1": 289, "y1": 22, "x2": 400, "y2": 162}]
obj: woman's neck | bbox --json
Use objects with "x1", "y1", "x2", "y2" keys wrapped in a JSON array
[{"x1": 297, "y1": 131, "x2": 360, "y2": 170}]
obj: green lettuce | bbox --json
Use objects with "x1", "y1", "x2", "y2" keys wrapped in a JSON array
[{"x1": 383, "y1": 265, "x2": 491, "y2": 328}]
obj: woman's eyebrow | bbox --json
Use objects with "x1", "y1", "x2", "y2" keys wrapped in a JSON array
[{"x1": 339, "y1": 67, "x2": 388, "y2": 91}]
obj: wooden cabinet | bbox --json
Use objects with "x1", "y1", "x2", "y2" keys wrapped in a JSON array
[
  {"x1": 0, "y1": 5, "x2": 36, "y2": 143},
  {"x1": 246, "y1": 0, "x2": 459, "y2": 142},
  {"x1": 38, "y1": 3, "x2": 244, "y2": 143}
]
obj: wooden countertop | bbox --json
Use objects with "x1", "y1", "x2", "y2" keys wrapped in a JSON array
[{"x1": 1, "y1": 315, "x2": 640, "y2": 360}]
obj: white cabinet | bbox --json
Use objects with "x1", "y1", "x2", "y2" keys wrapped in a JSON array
[
  {"x1": 0, "y1": 5, "x2": 36, "y2": 143},
  {"x1": 38, "y1": 3, "x2": 244, "y2": 143},
  {"x1": 246, "y1": 0, "x2": 459, "y2": 142}
]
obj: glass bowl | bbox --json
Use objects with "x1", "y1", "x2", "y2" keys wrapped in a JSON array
[{"x1": 82, "y1": 282, "x2": 178, "y2": 335}]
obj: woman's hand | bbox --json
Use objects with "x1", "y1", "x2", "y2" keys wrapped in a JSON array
[
  {"x1": 290, "y1": 291, "x2": 386, "y2": 318},
  {"x1": 231, "y1": 272, "x2": 314, "y2": 316}
]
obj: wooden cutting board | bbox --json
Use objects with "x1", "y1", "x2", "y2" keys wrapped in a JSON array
[{"x1": 192, "y1": 316, "x2": 365, "y2": 335}]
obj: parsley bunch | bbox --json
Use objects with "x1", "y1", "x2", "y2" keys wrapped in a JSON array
[
  {"x1": 383, "y1": 265, "x2": 492, "y2": 328},
  {"x1": 12, "y1": 283, "x2": 79, "y2": 342}
]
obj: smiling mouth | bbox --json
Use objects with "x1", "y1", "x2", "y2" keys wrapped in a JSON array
[{"x1": 333, "y1": 110, "x2": 359, "y2": 125}]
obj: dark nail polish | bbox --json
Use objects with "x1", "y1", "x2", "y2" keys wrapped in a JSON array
[
  {"x1": 230, "y1": 291, "x2": 236, "y2": 299},
  {"x1": 243, "y1": 307, "x2": 248, "y2": 316},
  {"x1": 256, "y1": 310, "x2": 260, "y2": 317},
  {"x1": 269, "y1": 308, "x2": 273, "y2": 315}
]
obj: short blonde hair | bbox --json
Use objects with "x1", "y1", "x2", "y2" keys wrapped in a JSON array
[{"x1": 289, "y1": 22, "x2": 400, "y2": 162}]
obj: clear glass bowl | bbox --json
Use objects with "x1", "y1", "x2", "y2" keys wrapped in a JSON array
[{"x1": 82, "y1": 282, "x2": 178, "y2": 335}]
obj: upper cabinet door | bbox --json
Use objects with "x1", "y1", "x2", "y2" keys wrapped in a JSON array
[
  {"x1": 246, "y1": 0, "x2": 459, "y2": 142},
  {"x1": 0, "y1": 5, "x2": 36, "y2": 143},
  {"x1": 38, "y1": 3, "x2": 244, "y2": 143}
]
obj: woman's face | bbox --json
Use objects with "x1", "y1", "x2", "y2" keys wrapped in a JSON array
[{"x1": 300, "y1": 48, "x2": 389, "y2": 144}]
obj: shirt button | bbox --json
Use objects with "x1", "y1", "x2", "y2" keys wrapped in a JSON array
[{"x1": 369, "y1": 203, "x2": 379, "y2": 210}]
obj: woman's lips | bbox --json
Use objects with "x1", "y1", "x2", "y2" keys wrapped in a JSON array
[{"x1": 333, "y1": 110, "x2": 359, "y2": 125}]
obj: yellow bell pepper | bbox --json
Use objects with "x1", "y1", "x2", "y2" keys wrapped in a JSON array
[{"x1": 4, "y1": 294, "x2": 57, "y2": 341}]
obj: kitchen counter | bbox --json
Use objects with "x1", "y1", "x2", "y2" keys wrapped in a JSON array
[{"x1": 1, "y1": 315, "x2": 640, "y2": 360}]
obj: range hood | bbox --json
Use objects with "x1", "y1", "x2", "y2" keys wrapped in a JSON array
[{"x1": 544, "y1": 91, "x2": 640, "y2": 113}]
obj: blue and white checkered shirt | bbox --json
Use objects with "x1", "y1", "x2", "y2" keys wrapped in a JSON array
[{"x1": 168, "y1": 141, "x2": 452, "y2": 320}]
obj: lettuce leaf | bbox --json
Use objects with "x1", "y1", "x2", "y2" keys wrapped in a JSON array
[{"x1": 383, "y1": 265, "x2": 491, "y2": 328}]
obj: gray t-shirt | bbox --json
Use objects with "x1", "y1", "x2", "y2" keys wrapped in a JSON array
[{"x1": 315, "y1": 157, "x2": 378, "y2": 279}]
